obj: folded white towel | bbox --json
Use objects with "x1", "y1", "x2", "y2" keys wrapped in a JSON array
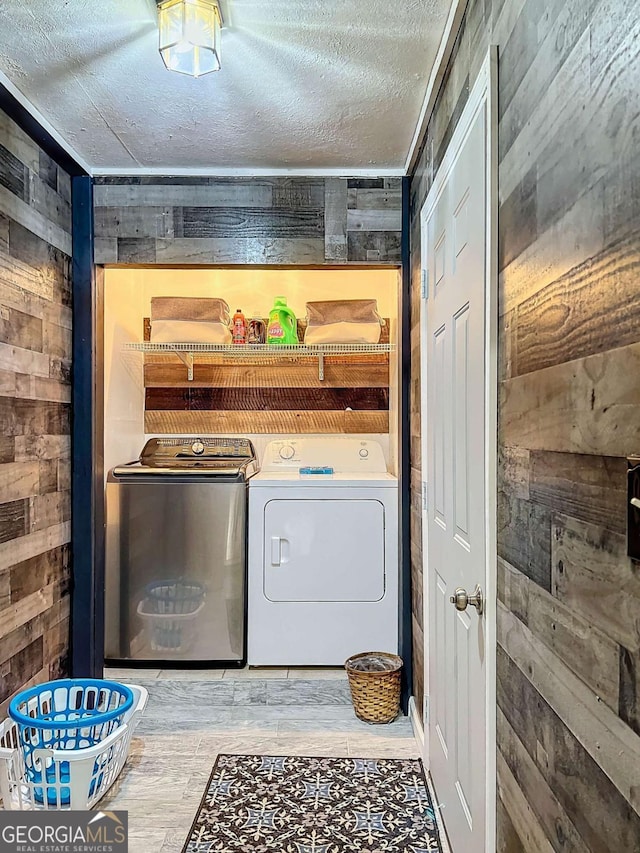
[{"x1": 150, "y1": 319, "x2": 232, "y2": 344}]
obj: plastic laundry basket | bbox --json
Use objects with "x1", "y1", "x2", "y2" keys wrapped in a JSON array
[
  {"x1": 8, "y1": 679, "x2": 133, "y2": 806},
  {"x1": 138, "y1": 579, "x2": 206, "y2": 652},
  {"x1": 345, "y1": 652, "x2": 403, "y2": 724},
  {"x1": 0, "y1": 684, "x2": 147, "y2": 810},
  {"x1": 144, "y1": 579, "x2": 206, "y2": 615}
]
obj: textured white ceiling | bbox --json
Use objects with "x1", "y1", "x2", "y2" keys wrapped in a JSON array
[{"x1": 0, "y1": 0, "x2": 451, "y2": 173}]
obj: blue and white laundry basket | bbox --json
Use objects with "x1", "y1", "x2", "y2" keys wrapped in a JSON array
[{"x1": 7, "y1": 679, "x2": 134, "y2": 806}]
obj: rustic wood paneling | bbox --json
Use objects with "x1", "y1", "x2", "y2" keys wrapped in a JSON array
[
  {"x1": 117, "y1": 237, "x2": 156, "y2": 264},
  {"x1": 324, "y1": 177, "x2": 348, "y2": 262},
  {"x1": 0, "y1": 305, "x2": 43, "y2": 351},
  {"x1": 512, "y1": 234, "x2": 640, "y2": 377},
  {"x1": 93, "y1": 177, "x2": 402, "y2": 265},
  {"x1": 0, "y1": 142, "x2": 28, "y2": 201},
  {"x1": 501, "y1": 342, "x2": 640, "y2": 457},
  {"x1": 498, "y1": 446, "x2": 530, "y2": 500},
  {"x1": 497, "y1": 638, "x2": 640, "y2": 845},
  {"x1": 0, "y1": 461, "x2": 40, "y2": 502},
  {"x1": 144, "y1": 410, "x2": 389, "y2": 435},
  {"x1": 347, "y1": 209, "x2": 403, "y2": 232},
  {"x1": 145, "y1": 386, "x2": 389, "y2": 412},
  {"x1": 0, "y1": 498, "x2": 29, "y2": 544},
  {"x1": 530, "y1": 451, "x2": 627, "y2": 535},
  {"x1": 0, "y1": 397, "x2": 70, "y2": 436},
  {"x1": 497, "y1": 794, "x2": 526, "y2": 853},
  {"x1": 497, "y1": 707, "x2": 588, "y2": 850},
  {"x1": 0, "y1": 114, "x2": 39, "y2": 175},
  {"x1": 552, "y1": 515, "x2": 640, "y2": 653},
  {"x1": 0, "y1": 436, "x2": 14, "y2": 463},
  {"x1": 0, "y1": 184, "x2": 71, "y2": 256},
  {"x1": 8, "y1": 220, "x2": 70, "y2": 301},
  {"x1": 496, "y1": 750, "x2": 555, "y2": 853},
  {"x1": 143, "y1": 362, "x2": 390, "y2": 389},
  {"x1": 14, "y1": 434, "x2": 69, "y2": 462},
  {"x1": 93, "y1": 182, "x2": 274, "y2": 208},
  {"x1": 0, "y1": 108, "x2": 71, "y2": 709},
  {"x1": 30, "y1": 174, "x2": 71, "y2": 234},
  {"x1": 500, "y1": 0, "x2": 599, "y2": 164},
  {"x1": 0, "y1": 638, "x2": 44, "y2": 706},
  {"x1": 31, "y1": 490, "x2": 71, "y2": 532},
  {"x1": 409, "y1": 0, "x2": 640, "y2": 848},
  {"x1": 498, "y1": 557, "x2": 620, "y2": 712},
  {"x1": 497, "y1": 492, "x2": 552, "y2": 590},
  {"x1": 347, "y1": 189, "x2": 402, "y2": 211},
  {"x1": 181, "y1": 206, "x2": 324, "y2": 239},
  {"x1": 347, "y1": 231, "x2": 402, "y2": 263},
  {"x1": 9, "y1": 544, "x2": 69, "y2": 604},
  {"x1": 498, "y1": 166, "x2": 537, "y2": 272},
  {"x1": 93, "y1": 206, "x2": 173, "y2": 240},
  {"x1": 154, "y1": 236, "x2": 326, "y2": 265}
]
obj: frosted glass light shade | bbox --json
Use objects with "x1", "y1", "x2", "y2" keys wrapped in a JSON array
[{"x1": 158, "y1": 0, "x2": 222, "y2": 78}]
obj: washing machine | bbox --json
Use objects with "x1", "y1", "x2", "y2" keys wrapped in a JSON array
[{"x1": 248, "y1": 437, "x2": 398, "y2": 665}]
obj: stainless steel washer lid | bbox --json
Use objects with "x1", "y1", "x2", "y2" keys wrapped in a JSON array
[{"x1": 111, "y1": 437, "x2": 258, "y2": 479}]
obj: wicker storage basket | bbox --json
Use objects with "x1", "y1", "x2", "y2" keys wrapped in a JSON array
[{"x1": 345, "y1": 652, "x2": 403, "y2": 724}]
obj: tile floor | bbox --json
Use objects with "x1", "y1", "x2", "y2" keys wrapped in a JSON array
[
  {"x1": 102, "y1": 667, "x2": 421, "y2": 853},
  {"x1": 105, "y1": 665, "x2": 349, "y2": 681}
]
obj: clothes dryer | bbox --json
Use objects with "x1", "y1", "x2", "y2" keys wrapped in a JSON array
[{"x1": 248, "y1": 438, "x2": 398, "y2": 665}]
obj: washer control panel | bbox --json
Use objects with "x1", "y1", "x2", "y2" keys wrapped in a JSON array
[{"x1": 262, "y1": 438, "x2": 387, "y2": 473}]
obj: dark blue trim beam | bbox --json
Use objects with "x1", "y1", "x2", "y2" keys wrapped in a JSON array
[
  {"x1": 399, "y1": 176, "x2": 413, "y2": 712},
  {"x1": 71, "y1": 176, "x2": 103, "y2": 676}
]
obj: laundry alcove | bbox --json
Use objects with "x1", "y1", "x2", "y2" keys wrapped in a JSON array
[{"x1": 103, "y1": 265, "x2": 401, "y2": 477}]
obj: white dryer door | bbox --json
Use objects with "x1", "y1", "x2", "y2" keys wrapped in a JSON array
[{"x1": 263, "y1": 499, "x2": 385, "y2": 602}]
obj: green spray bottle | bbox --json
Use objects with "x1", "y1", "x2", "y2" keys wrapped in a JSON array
[{"x1": 267, "y1": 297, "x2": 298, "y2": 345}]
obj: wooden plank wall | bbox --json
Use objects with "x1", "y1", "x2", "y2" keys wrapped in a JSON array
[
  {"x1": 409, "y1": 0, "x2": 640, "y2": 849},
  {"x1": 0, "y1": 110, "x2": 71, "y2": 715},
  {"x1": 93, "y1": 177, "x2": 402, "y2": 265}
]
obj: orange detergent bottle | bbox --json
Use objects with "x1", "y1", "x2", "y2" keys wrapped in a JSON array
[{"x1": 232, "y1": 308, "x2": 247, "y2": 344}]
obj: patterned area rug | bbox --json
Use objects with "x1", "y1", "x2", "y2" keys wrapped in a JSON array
[{"x1": 182, "y1": 754, "x2": 442, "y2": 852}]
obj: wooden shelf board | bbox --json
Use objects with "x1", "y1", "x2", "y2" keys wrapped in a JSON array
[
  {"x1": 143, "y1": 362, "x2": 390, "y2": 389},
  {"x1": 145, "y1": 410, "x2": 389, "y2": 434}
]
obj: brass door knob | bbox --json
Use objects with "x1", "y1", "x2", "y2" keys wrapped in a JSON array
[{"x1": 449, "y1": 584, "x2": 484, "y2": 615}]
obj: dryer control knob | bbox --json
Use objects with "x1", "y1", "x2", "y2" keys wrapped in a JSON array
[
  {"x1": 279, "y1": 444, "x2": 295, "y2": 460},
  {"x1": 191, "y1": 440, "x2": 205, "y2": 455},
  {"x1": 359, "y1": 448, "x2": 369, "y2": 458}
]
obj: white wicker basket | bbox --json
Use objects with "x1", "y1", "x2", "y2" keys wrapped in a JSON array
[{"x1": 0, "y1": 684, "x2": 147, "y2": 810}]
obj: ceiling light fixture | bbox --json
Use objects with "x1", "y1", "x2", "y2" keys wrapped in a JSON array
[{"x1": 157, "y1": 0, "x2": 223, "y2": 78}]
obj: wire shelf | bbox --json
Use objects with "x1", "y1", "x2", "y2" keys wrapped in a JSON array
[{"x1": 123, "y1": 342, "x2": 394, "y2": 356}]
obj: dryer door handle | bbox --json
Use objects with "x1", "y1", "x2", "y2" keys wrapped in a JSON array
[
  {"x1": 270, "y1": 536, "x2": 290, "y2": 566},
  {"x1": 270, "y1": 536, "x2": 282, "y2": 566}
]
